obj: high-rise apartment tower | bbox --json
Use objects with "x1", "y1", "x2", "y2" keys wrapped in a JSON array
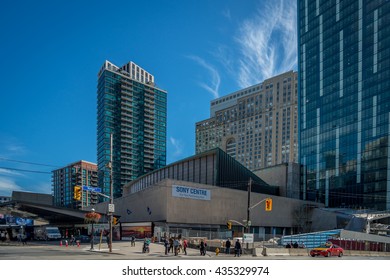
[
  {"x1": 299, "y1": 0, "x2": 390, "y2": 210},
  {"x1": 97, "y1": 60, "x2": 167, "y2": 199},
  {"x1": 196, "y1": 71, "x2": 298, "y2": 171}
]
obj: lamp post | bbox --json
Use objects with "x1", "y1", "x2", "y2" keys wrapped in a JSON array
[{"x1": 85, "y1": 208, "x2": 101, "y2": 250}]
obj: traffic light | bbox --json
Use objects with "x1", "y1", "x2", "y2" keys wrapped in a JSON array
[
  {"x1": 265, "y1": 198, "x2": 272, "y2": 211},
  {"x1": 227, "y1": 221, "x2": 232, "y2": 230},
  {"x1": 73, "y1": 186, "x2": 81, "y2": 201},
  {"x1": 113, "y1": 217, "x2": 119, "y2": 225}
]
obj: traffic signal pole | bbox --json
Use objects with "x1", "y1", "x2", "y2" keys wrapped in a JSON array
[
  {"x1": 247, "y1": 178, "x2": 252, "y2": 234},
  {"x1": 109, "y1": 133, "x2": 113, "y2": 253},
  {"x1": 246, "y1": 178, "x2": 252, "y2": 250}
]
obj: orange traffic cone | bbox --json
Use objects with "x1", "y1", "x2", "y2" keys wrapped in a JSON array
[
  {"x1": 60, "y1": 240, "x2": 62, "y2": 246},
  {"x1": 65, "y1": 240, "x2": 68, "y2": 247}
]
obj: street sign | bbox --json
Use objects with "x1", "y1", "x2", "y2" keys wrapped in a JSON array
[
  {"x1": 243, "y1": 233, "x2": 254, "y2": 243},
  {"x1": 82, "y1": 186, "x2": 102, "y2": 192},
  {"x1": 108, "y1": 203, "x2": 115, "y2": 213}
]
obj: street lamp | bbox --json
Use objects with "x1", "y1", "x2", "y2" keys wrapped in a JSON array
[{"x1": 84, "y1": 208, "x2": 101, "y2": 250}]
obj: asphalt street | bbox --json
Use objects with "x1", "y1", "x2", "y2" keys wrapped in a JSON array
[{"x1": 1, "y1": 240, "x2": 389, "y2": 260}]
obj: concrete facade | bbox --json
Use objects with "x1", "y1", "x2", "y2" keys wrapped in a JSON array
[
  {"x1": 11, "y1": 191, "x2": 53, "y2": 206},
  {"x1": 92, "y1": 179, "x2": 323, "y2": 235},
  {"x1": 253, "y1": 162, "x2": 301, "y2": 199}
]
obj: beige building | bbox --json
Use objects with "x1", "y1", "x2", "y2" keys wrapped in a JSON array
[
  {"x1": 91, "y1": 149, "x2": 325, "y2": 241},
  {"x1": 196, "y1": 71, "x2": 298, "y2": 171}
]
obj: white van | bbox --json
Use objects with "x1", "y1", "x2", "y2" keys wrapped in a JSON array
[{"x1": 34, "y1": 226, "x2": 61, "y2": 240}]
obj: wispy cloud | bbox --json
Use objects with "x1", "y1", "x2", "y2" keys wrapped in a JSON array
[
  {"x1": 187, "y1": 55, "x2": 221, "y2": 99},
  {"x1": 170, "y1": 137, "x2": 184, "y2": 158},
  {"x1": 235, "y1": 0, "x2": 297, "y2": 88},
  {"x1": 0, "y1": 135, "x2": 27, "y2": 157},
  {"x1": 0, "y1": 177, "x2": 23, "y2": 196},
  {"x1": 222, "y1": 8, "x2": 231, "y2": 20},
  {"x1": 0, "y1": 168, "x2": 23, "y2": 177}
]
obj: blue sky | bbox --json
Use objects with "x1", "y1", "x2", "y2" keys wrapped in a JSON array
[{"x1": 0, "y1": 0, "x2": 297, "y2": 196}]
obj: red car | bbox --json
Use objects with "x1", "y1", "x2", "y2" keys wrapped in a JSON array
[{"x1": 310, "y1": 243, "x2": 344, "y2": 257}]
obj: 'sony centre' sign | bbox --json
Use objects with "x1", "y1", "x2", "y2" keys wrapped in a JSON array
[{"x1": 172, "y1": 185, "x2": 211, "y2": 201}]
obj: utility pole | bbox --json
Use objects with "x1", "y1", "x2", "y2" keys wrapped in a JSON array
[
  {"x1": 109, "y1": 133, "x2": 113, "y2": 253},
  {"x1": 246, "y1": 177, "x2": 252, "y2": 250},
  {"x1": 247, "y1": 177, "x2": 252, "y2": 233}
]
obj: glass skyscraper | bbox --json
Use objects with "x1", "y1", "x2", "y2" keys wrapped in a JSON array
[
  {"x1": 299, "y1": 0, "x2": 390, "y2": 210},
  {"x1": 97, "y1": 60, "x2": 167, "y2": 199}
]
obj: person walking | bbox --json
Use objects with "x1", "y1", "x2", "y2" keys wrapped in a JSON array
[
  {"x1": 199, "y1": 239, "x2": 207, "y2": 256},
  {"x1": 130, "y1": 236, "x2": 135, "y2": 247},
  {"x1": 173, "y1": 238, "x2": 180, "y2": 256},
  {"x1": 106, "y1": 232, "x2": 111, "y2": 248},
  {"x1": 234, "y1": 239, "x2": 241, "y2": 257},
  {"x1": 169, "y1": 237, "x2": 174, "y2": 253},
  {"x1": 70, "y1": 235, "x2": 76, "y2": 246},
  {"x1": 183, "y1": 239, "x2": 188, "y2": 255},
  {"x1": 164, "y1": 238, "x2": 169, "y2": 255},
  {"x1": 225, "y1": 238, "x2": 231, "y2": 254}
]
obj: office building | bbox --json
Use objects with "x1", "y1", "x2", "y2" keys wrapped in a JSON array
[
  {"x1": 52, "y1": 160, "x2": 98, "y2": 209},
  {"x1": 97, "y1": 60, "x2": 167, "y2": 199},
  {"x1": 196, "y1": 71, "x2": 298, "y2": 171},
  {"x1": 298, "y1": 0, "x2": 390, "y2": 209}
]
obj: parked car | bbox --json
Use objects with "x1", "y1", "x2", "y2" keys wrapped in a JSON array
[
  {"x1": 310, "y1": 242, "x2": 344, "y2": 257},
  {"x1": 75, "y1": 235, "x2": 91, "y2": 243}
]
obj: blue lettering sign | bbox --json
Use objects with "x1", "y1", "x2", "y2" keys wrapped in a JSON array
[{"x1": 172, "y1": 185, "x2": 211, "y2": 201}]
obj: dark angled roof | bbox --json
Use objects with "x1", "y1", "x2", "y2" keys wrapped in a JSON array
[
  {"x1": 0, "y1": 200, "x2": 104, "y2": 225},
  {"x1": 125, "y1": 148, "x2": 279, "y2": 196}
]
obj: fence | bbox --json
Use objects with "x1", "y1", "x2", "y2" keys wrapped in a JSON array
[{"x1": 329, "y1": 238, "x2": 390, "y2": 252}]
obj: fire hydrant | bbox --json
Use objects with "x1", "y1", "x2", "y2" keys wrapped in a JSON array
[{"x1": 215, "y1": 247, "x2": 220, "y2": 256}]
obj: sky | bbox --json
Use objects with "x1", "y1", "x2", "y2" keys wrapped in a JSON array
[{"x1": 0, "y1": 0, "x2": 297, "y2": 196}]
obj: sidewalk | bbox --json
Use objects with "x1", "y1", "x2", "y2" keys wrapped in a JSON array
[{"x1": 85, "y1": 240, "x2": 240, "y2": 258}]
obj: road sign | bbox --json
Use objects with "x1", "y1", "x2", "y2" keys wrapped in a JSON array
[
  {"x1": 108, "y1": 203, "x2": 115, "y2": 213},
  {"x1": 243, "y1": 233, "x2": 254, "y2": 243},
  {"x1": 82, "y1": 186, "x2": 102, "y2": 192}
]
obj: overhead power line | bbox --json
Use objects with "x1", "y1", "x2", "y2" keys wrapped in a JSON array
[
  {"x1": 0, "y1": 157, "x2": 59, "y2": 168},
  {"x1": 0, "y1": 166, "x2": 51, "y2": 174}
]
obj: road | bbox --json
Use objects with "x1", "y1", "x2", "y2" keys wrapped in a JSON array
[{"x1": 1, "y1": 240, "x2": 389, "y2": 260}]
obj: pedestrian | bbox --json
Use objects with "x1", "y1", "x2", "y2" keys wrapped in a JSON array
[
  {"x1": 70, "y1": 235, "x2": 76, "y2": 246},
  {"x1": 234, "y1": 239, "x2": 241, "y2": 257},
  {"x1": 131, "y1": 236, "x2": 135, "y2": 247},
  {"x1": 169, "y1": 237, "x2": 174, "y2": 253},
  {"x1": 225, "y1": 238, "x2": 231, "y2": 254},
  {"x1": 199, "y1": 239, "x2": 207, "y2": 256},
  {"x1": 1, "y1": 231, "x2": 6, "y2": 242},
  {"x1": 173, "y1": 238, "x2": 180, "y2": 256},
  {"x1": 21, "y1": 233, "x2": 27, "y2": 245},
  {"x1": 183, "y1": 239, "x2": 188, "y2": 255},
  {"x1": 106, "y1": 232, "x2": 110, "y2": 248},
  {"x1": 164, "y1": 238, "x2": 169, "y2": 255}
]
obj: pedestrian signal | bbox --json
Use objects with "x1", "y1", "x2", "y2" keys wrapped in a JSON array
[
  {"x1": 265, "y1": 198, "x2": 272, "y2": 211},
  {"x1": 73, "y1": 186, "x2": 82, "y2": 201},
  {"x1": 227, "y1": 221, "x2": 232, "y2": 230}
]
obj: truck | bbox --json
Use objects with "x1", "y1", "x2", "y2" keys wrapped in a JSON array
[{"x1": 33, "y1": 226, "x2": 62, "y2": 241}]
